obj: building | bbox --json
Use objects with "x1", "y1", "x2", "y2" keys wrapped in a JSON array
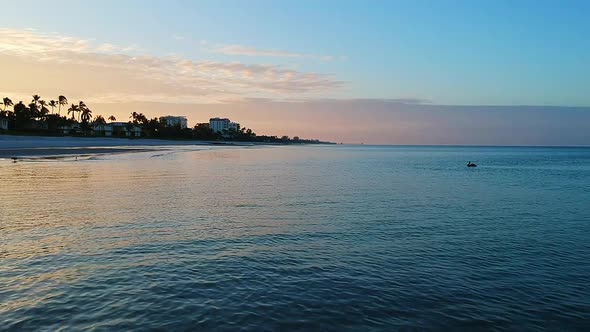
[
  {"x1": 159, "y1": 116, "x2": 188, "y2": 129},
  {"x1": 93, "y1": 122, "x2": 141, "y2": 137},
  {"x1": 59, "y1": 124, "x2": 81, "y2": 135},
  {"x1": 209, "y1": 117, "x2": 240, "y2": 133},
  {"x1": 0, "y1": 118, "x2": 8, "y2": 130}
]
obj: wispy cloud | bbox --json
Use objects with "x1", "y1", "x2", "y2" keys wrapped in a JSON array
[
  {"x1": 211, "y1": 44, "x2": 335, "y2": 61},
  {"x1": 96, "y1": 43, "x2": 118, "y2": 52},
  {"x1": 0, "y1": 29, "x2": 137, "y2": 55},
  {"x1": 0, "y1": 28, "x2": 342, "y2": 104}
]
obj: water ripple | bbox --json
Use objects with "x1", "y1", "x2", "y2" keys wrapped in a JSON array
[{"x1": 1, "y1": 146, "x2": 590, "y2": 331}]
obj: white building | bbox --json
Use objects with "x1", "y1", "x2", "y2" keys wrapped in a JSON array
[
  {"x1": 159, "y1": 116, "x2": 188, "y2": 129},
  {"x1": 209, "y1": 117, "x2": 240, "y2": 133}
]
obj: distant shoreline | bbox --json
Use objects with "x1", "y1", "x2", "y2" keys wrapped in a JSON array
[{"x1": 0, "y1": 134, "x2": 328, "y2": 159}]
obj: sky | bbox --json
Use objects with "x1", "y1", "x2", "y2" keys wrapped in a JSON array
[{"x1": 1, "y1": 0, "x2": 589, "y2": 145}]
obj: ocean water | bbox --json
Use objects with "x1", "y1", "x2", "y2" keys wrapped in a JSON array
[{"x1": 1, "y1": 145, "x2": 590, "y2": 331}]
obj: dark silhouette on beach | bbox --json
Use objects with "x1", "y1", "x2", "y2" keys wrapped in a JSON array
[{"x1": 1, "y1": 93, "x2": 329, "y2": 144}]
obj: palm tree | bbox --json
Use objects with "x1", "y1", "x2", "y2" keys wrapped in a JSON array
[
  {"x1": 136, "y1": 113, "x2": 148, "y2": 127},
  {"x1": 80, "y1": 107, "x2": 92, "y2": 123},
  {"x1": 31, "y1": 95, "x2": 41, "y2": 106},
  {"x1": 68, "y1": 104, "x2": 79, "y2": 120},
  {"x1": 129, "y1": 111, "x2": 138, "y2": 123},
  {"x1": 2, "y1": 97, "x2": 13, "y2": 112},
  {"x1": 108, "y1": 115, "x2": 116, "y2": 122},
  {"x1": 48, "y1": 100, "x2": 57, "y2": 114},
  {"x1": 40, "y1": 107, "x2": 50, "y2": 120},
  {"x1": 77, "y1": 101, "x2": 88, "y2": 122},
  {"x1": 58, "y1": 95, "x2": 68, "y2": 116},
  {"x1": 38, "y1": 100, "x2": 49, "y2": 119},
  {"x1": 93, "y1": 115, "x2": 106, "y2": 125},
  {"x1": 13, "y1": 101, "x2": 30, "y2": 129},
  {"x1": 28, "y1": 102, "x2": 40, "y2": 120}
]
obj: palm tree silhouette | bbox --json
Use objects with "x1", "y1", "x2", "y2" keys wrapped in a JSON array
[
  {"x1": 28, "y1": 102, "x2": 40, "y2": 120},
  {"x1": 93, "y1": 115, "x2": 106, "y2": 125},
  {"x1": 108, "y1": 115, "x2": 116, "y2": 122},
  {"x1": 77, "y1": 101, "x2": 88, "y2": 122},
  {"x1": 2, "y1": 97, "x2": 13, "y2": 112},
  {"x1": 68, "y1": 104, "x2": 79, "y2": 120},
  {"x1": 80, "y1": 106, "x2": 93, "y2": 123},
  {"x1": 58, "y1": 95, "x2": 68, "y2": 116},
  {"x1": 32, "y1": 95, "x2": 41, "y2": 106},
  {"x1": 48, "y1": 100, "x2": 57, "y2": 114},
  {"x1": 39, "y1": 100, "x2": 49, "y2": 119}
]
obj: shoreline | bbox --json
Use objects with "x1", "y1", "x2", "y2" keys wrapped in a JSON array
[
  {"x1": 0, "y1": 147, "x2": 158, "y2": 159},
  {"x1": 0, "y1": 134, "x2": 239, "y2": 148},
  {"x1": 0, "y1": 135, "x2": 246, "y2": 159}
]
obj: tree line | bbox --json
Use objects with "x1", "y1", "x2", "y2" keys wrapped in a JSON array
[
  {"x1": 1, "y1": 94, "x2": 330, "y2": 144},
  {"x1": 0, "y1": 95, "x2": 111, "y2": 133}
]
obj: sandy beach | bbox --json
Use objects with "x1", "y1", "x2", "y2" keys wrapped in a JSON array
[{"x1": 0, "y1": 135, "x2": 229, "y2": 158}]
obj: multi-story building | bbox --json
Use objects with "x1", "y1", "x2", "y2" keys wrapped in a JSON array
[
  {"x1": 159, "y1": 116, "x2": 188, "y2": 129},
  {"x1": 209, "y1": 117, "x2": 240, "y2": 133}
]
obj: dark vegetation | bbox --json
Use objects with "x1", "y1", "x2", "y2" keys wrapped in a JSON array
[{"x1": 0, "y1": 95, "x2": 331, "y2": 144}]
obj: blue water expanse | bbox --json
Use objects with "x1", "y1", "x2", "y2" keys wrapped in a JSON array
[{"x1": 1, "y1": 145, "x2": 590, "y2": 331}]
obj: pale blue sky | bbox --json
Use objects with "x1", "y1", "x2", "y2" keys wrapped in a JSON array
[
  {"x1": 3, "y1": 0, "x2": 589, "y2": 106},
  {"x1": 1, "y1": 1, "x2": 589, "y2": 144}
]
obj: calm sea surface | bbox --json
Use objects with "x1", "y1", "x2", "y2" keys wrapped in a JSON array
[{"x1": 1, "y1": 145, "x2": 590, "y2": 331}]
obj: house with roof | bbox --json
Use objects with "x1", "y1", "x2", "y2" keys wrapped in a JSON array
[{"x1": 94, "y1": 122, "x2": 141, "y2": 137}]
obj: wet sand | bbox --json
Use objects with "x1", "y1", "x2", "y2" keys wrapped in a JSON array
[
  {"x1": 0, "y1": 147, "x2": 156, "y2": 159},
  {"x1": 0, "y1": 135, "x2": 220, "y2": 159}
]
